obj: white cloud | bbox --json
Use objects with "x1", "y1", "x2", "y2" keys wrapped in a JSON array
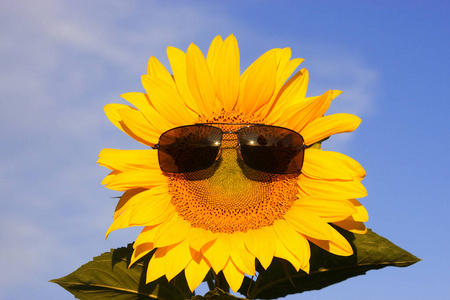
[
  {"x1": 0, "y1": 0, "x2": 243, "y2": 137},
  {"x1": 308, "y1": 56, "x2": 378, "y2": 152},
  {"x1": 0, "y1": 1, "x2": 380, "y2": 298},
  {"x1": 0, "y1": 2, "x2": 238, "y2": 297},
  {"x1": 307, "y1": 56, "x2": 378, "y2": 116}
]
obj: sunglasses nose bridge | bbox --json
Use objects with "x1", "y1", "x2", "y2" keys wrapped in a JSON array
[
  {"x1": 220, "y1": 130, "x2": 245, "y2": 159},
  {"x1": 215, "y1": 131, "x2": 241, "y2": 158},
  {"x1": 221, "y1": 131, "x2": 239, "y2": 142}
]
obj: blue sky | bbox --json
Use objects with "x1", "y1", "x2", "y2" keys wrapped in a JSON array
[{"x1": 1, "y1": 0, "x2": 448, "y2": 299}]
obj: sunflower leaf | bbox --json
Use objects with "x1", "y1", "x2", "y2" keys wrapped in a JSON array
[
  {"x1": 240, "y1": 228, "x2": 420, "y2": 299},
  {"x1": 50, "y1": 244, "x2": 187, "y2": 300}
]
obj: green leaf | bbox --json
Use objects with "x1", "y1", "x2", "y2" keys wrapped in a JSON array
[
  {"x1": 191, "y1": 288, "x2": 246, "y2": 300},
  {"x1": 240, "y1": 228, "x2": 420, "y2": 299},
  {"x1": 50, "y1": 244, "x2": 187, "y2": 300}
]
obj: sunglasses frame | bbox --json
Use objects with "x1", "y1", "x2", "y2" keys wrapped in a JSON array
[{"x1": 154, "y1": 123, "x2": 306, "y2": 174}]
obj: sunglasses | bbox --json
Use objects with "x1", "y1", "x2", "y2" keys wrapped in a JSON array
[{"x1": 154, "y1": 123, "x2": 306, "y2": 174}]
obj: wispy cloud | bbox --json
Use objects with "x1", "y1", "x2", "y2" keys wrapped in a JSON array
[
  {"x1": 307, "y1": 56, "x2": 378, "y2": 117},
  {"x1": 0, "y1": 1, "x2": 238, "y2": 298},
  {"x1": 307, "y1": 55, "x2": 378, "y2": 151},
  {"x1": 0, "y1": 1, "x2": 379, "y2": 298}
]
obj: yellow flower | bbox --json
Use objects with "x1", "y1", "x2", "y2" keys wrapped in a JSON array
[{"x1": 99, "y1": 35, "x2": 369, "y2": 292}]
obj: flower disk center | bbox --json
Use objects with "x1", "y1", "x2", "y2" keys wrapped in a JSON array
[{"x1": 167, "y1": 111, "x2": 298, "y2": 233}]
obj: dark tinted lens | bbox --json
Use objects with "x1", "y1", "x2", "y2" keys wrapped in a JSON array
[
  {"x1": 158, "y1": 125, "x2": 222, "y2": 173},
  {"x1": 238, "y1": 126, "x2": 304, "y2": 174}
]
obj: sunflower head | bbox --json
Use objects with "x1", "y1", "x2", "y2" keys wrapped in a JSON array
[{"x1": 98, "y1": 34, "x2": 368, "y2": 293}]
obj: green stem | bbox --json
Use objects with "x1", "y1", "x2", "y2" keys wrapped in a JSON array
[
  {"x1": 205, "y1": 271, "x2": 215, "y2": 291},
  {"x1": 215, "y1": 271, "x2": 230, "y2": 293}
]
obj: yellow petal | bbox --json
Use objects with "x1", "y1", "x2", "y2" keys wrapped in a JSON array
[
  {"x1": 273, "y1": 219, "x2": 310, "y2": 270},
  {"x1": 212, "y1": 96, "x2": 223, "y2": 114},
  {"x1": 281, "y1": 90, "x2": 333, "y2": 132},
  {"x1": 251, "y1": 48, "x2": 284, "y2": 119},
  {"x1": 223, "y1": 258, "x2": 245, "y2": 293},
  {"x1": 293, "y1": 89, "x2": 341, "y2": 107},
  {"x1": 294, "y1": 196, "x2": 357, "y2": 222},
  {"x1": 349, "y1": 199, "x2": 369, "y2": 222},
  {"x1": 330, "y1": 89, "x2": 343, "y2": 100},
  {"x1": 106, "y1": 208, "x2": 133, "y2": 237},
  {"x1": 142, "y1": 75, "x2": 198, "y2": 125},
  {"x1": 134, "y1": 225, "x2": 159, "y2": 249},
  {"x1": 257, "y1": 49, "x2": 304, "y2": 119},
  {"x1": 152, "y1": 213, "x2": 191, "y2": 247},
  {"x1": 186, "y1": 43, "x2": 216, "y2": 116},
  {"x1": 129, "y1": 193, "x2": 174, "y2": 226},
  {"x1": 130, "y1": 242, "x2": 155, "y2": 267},
  {"x1": 104, "y1": 103, "x2": 126, "y2": 131},
  {"x1": 301, "y1": 113, "x2": 362, "y2": 146},
  {"x1": 98, "y1": 148, "x2": 158, "y2": 171},
  {"x1": 212, "y1": 34, "x2": 240, "y2": 111},
  {"x1": 238, "y1": 51, "x2": 277, "y2": 115},
  {"x1": 165, "y1": 239, "x2": 192, "y2": 281},
  {"x1": 100, "y1": 169, "x2": 119, "y2": 185},
  {"x1": 166, "y1": 46, "x2": 201, "y2": 114},
  {"x1": 108, "y1": 188, "x2": 168, "y2": 235},
  {"x1": 146, "y1": 247, "x2": 167, "y2": 283},
  {"x1": 250, "y1": 48, "x2": 296, "y2": 119},
  {"x1": 273, "y1": 48, "x2": 294, "y2": 88},
  {"x1": 104, "y1": 104, "x2": 158, "y2": 146},
  {"x1": 111, "y1": 192, "x2": 163, "y2": 220},
  {"x1": 274, "y1": 235, "x2": 302, "y2": 272},
  {"x1": 264, "y1": 68, "x2": 308, "y2": 124},
  {"x1": 307, "y1": 227, "x2": 353, "y2": 256},
  {"x1": 244, "y1": 227, "x2": 276, "y2": 270},
  {"x1": 206, "y1": 35, "x2": 224, "y2": 74},
  {"x1": 202, "y1": 233, "x2": 230, "y2": 273},
  {"x1": 229, "y1": 232, "x2": 255, "y2": 275},
  {"x1": 120, "y1": 92, "x2": 174, "y2": 133},
  {"x1": 146, "y1": 56, "x2": 176, "y2": 88},
  {"x1": 272, "y1": 49, "x2": 305, "y2": 97},
  {"x1": 185, "y1": 250, "x2": 211, "y2": 292},
  {"x1": 117, "y1": 107, "x2": 161, "y2": 146},
  {"x1": 302, "y1": 148, "x2": 365, "y2": 181},
  {"x1": 101, "y1": 169, "x2": 167, "y2": 191},
  {"x1": 318, "y1": 150, "x2": 366, "y2": 181},
  {"x1": 188, "y1": 227, "x2": 218, "y2": 252},
  {"x1": 283, "y1": 205, "x2": 334, "y2": 240},
  {"x1": 282, "y1": 64, "x2": 308, "y2": 105},
  {"x1": 112, "y1": 188, "x2": 148, "y2": 221},
  {"x1": 298, "y1": 175, "x2": 368, "y2": 199},
  {"x1": 333, "y1": 218, "x2": 367, "y2": 234},
  {"x1": 285, "y1": 68, "x2": 312, "y2": 107}
]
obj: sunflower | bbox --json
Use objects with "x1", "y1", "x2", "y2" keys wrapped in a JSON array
[{"x1": 98, "y1": 34, "x2": 368, "y2": 293}]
